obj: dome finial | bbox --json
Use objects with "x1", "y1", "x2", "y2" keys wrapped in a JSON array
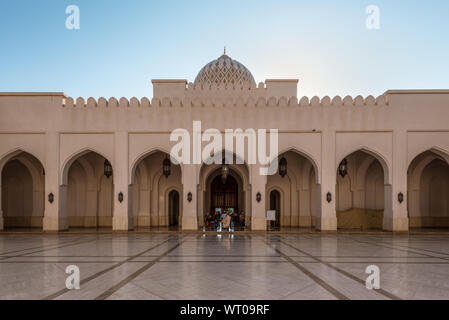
[{"x1": 224, "y1": 46, "x2": 226, "y2": 55}]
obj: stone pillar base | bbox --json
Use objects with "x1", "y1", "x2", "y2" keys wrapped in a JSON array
[
  {"x1": 0, "y1": 216, "x2": 4, "y2": 230},
  {"x1": 251, "y1": 217, "x2": 266, "y2": 231},
  {"x1": 315, "y1": 217, "x2": 337, "y2": 232},
  {"x1": 112, "y1": 216, "x2": 133, "y2": 231},
  {"x1": 383, "y1": 217, "x2": 409, "y2": 232},
  {"x1": 181, "y1": 216, "x2": 197, "y2": 231},
  {"x1": 43, "y1": 217, "x2": 68, "y2": 232}
]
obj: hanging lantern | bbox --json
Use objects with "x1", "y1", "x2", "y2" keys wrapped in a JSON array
[
  {"x1": 338, "y1": 158, "x2": 348, "y2": 178},
  {"x1": 279, "y1": 157, "x2": 287, "y2": 178},
  {"x1": 221, "y1": 156, "x2": 229, "y2": 184},
  {"x1": 398, "y1": 192, "x2": 404, "y2": 204},
  {"x1": 163, "y1": 157, "x2": 171, "y2": 178},
  {"x1": 104, "y1": 160, "x2": 112, "y2": 179},
  {"x1": 48, "y1": 193, "x2": 54, "y2": 204}
]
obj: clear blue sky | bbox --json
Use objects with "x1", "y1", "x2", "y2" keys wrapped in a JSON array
[{"x1": 1, "y1": 0, "x2": 448, "y2": 98}]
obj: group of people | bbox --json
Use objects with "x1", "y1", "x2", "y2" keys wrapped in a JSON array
[{"x1": 204, "y1": 209, "x2": 245, "y2": 231}]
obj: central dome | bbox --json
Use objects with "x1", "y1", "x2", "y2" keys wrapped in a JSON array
[{"x1": 194, "y1": 53, "x2": 256, "y2": 88}]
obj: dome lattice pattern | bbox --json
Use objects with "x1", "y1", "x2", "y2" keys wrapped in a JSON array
[{"x1": 194, "y1": 54, "x2": 256, "y2": 88}]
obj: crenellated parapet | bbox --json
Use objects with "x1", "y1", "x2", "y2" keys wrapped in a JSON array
[{"x1": 62, "y1": 94, "x2": 389, "y2": 108}]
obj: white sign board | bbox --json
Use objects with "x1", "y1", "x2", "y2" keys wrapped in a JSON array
[{"x1": 266, "y1": 210, "x2": 276, "y2": 221}]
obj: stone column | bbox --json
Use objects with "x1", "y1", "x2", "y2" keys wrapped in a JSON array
[
  {"x1": 250, "y1": 164, "x2": 267, "y2": 231},
  {"x1": 112, "y1": 131, "x2": 133, "y2": 231},
  {"x1": 181, "y1": 164, "x2": 197, "y2": 230},
  {"x1": 316, "y1": 130, "x2": 337, "y2": 231},
  {"x1": 43, "y1": 131, "x2": 68, "y2": 231},
  {"x1": 383, "y1": 129, "x2": 409, "y2": 231}
]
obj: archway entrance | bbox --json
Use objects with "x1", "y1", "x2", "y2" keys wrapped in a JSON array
[
  {"x1": 199, "y1": 151, "x2": 250, "y2": 231},
  {"x1": 336, "y1": 150, "x2": 387, "y2": 230},
  {"x1": 210, "y1": 174, "x2": 238, "y2": 216},
  {"x1": 206, "y1": 173, "x2": 242, "y2": 231},
  {"x1": 266, "y1": 150, "x2": 319, "y2": 229},
  {"x1": 269, "y1": 190, "x2": 281, "y2": 228},
  {"x1": 1, "y1": 151, "x2": 45, "y2": 230},
  {"x1": 131, "y1": 150, "x2": 182, "y2": 230},
  {"x1": 168, "y1": 190, "x2": 180, "y2": 227},
  {"x1": 63, "y1": 151, "x2": 113, "y2": 230},
  {"x1": 408, "y1": 150, "x2": 449, "y2": 229}
]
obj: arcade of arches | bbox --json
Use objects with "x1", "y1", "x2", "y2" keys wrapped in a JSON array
[{"x1": 1, "y1": 148, "x2": 449, "y2": 231}]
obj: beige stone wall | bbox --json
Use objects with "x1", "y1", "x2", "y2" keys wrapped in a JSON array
[{"x1": 1, "y1": 89, "x2": 449, "y2": 232}]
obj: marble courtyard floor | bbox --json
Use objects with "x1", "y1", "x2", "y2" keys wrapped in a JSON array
[{"x1": 0, "y1": 233, "x2": 448, "y2": 300}]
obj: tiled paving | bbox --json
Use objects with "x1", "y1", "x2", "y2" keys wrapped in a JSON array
[{"x1": 0, "y1": 233, "x2": 448, "y2": 300}]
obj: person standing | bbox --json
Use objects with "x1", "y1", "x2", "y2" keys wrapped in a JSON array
[
  {"x1": 239, "y1": 210, "x2": 245, "y2": 228},
  {"x1": 205, "y1": 210, "x2": 211, "y2": 230}
]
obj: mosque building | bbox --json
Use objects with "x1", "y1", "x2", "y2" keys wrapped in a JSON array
[{"x1": 1, "y1": 52, "x2": 449, "y2": 232}]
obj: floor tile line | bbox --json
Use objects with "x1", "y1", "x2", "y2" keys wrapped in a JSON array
[
  {"x1": 156, "y1": 260, "x2": 289, "y2": 263},
  {"x1": 0, "y1": 236, "x2": 90, "y2": 256},
  {"x1": 0, "y1": 237, "x2": 102, "y2": 261},
  {"x1": 362, "y1": 237, "x2": 449, "y2": 257},
  {"x1": 342, "y1": 236, "x2": 449, "y2": 262},
  {"x1": 278, "y1": 239, "x2": 402, "y2": 300},
  {"x1": 2, "y1": 260, "x2": 448, "y2": 265},
  {"x1": 259, "y1": 236, "x2": 349, "y2": 300},
  {"x1": 94, "y1": 238, "x2": 187, "y2": 300},
  {"x1": 41, "y1": 237, "x2": 174, "y2": 300}
]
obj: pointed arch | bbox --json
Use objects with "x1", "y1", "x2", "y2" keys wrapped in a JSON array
[
  {"x1": 337, "y1": 146, "x2": 391, "y2": 185},
  {"x1": 61, "y1": 148, "x2": 112, "y2": 185},
  {"x1": 272, "y1": 147, "x2": 320, "y2": 184},
  {"x1": 130, "y1": 147, "x2": 180, "y2": 185},
  {"x1": 0, "y1": 148, "x2": 46, "y2": 174},
  {"x1": 408, "y1": 146, "x2": 449, "y2": 168}
]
